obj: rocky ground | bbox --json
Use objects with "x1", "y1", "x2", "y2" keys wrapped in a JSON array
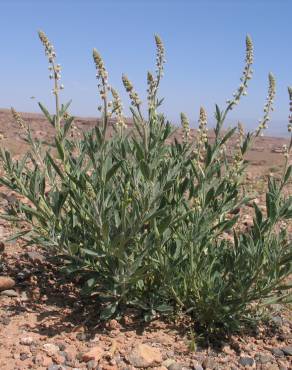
[{"x1": 0, "y1": 109, "x2": 291, "y2": 369}]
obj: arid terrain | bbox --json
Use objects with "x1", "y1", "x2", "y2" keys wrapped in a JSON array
[{"x1": 0, "y1": 108, "x2": 291, "y2": 370}]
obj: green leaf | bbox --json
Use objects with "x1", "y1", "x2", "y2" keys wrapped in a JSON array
[
  {"x1": 55, "y1": 138, "x2": 65, "y2": 161},
  {"x1": 60, "y1": 100, "x2": 72, "y2": 116},
  {"x1": 100, "y1": 302, "x2": 118, "y2": 320},
  {"x1": 38, "y1": 102, "x2": 54, "y2": 126},
  {"x1": 220, "y1": 127, "x2": 237, "y2": 146},
  {"x1": 63, "y1": 116, "x2": 75, "y2": 137},
  {"x1": 140, "y1": 160, "x2": 150, "y2": 180},
  {"x1": 5, "y1": 229, "x2": 31, "y2": 242},
  {"x1": 254, "y1": 202, "x2": 263, "y2": 225},
  {"x1": 266, "y1": 193, "x2": 277, "y2": 220},
  {"x1": 46, "y1": 153, "x2": 65, "y2": 179},
  {"x1": 106, "y1": 161, "x2": 122, "y2": 182},
  {"x1": 284, "y1": 165, "x2": 292, "y2": 184}
]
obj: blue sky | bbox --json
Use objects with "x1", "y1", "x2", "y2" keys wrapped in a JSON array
[{"x1": 0, "y1": 0, "x2": 291, "y2": 136}]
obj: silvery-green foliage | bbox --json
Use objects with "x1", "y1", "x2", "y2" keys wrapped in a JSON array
[{"x1": 0, "y1": 32, "x2": 291, "y2": 332}]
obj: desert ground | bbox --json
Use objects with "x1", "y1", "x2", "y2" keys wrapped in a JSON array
[{"x1": 0, "y1": 108, "x2": 291, "y2": 370}]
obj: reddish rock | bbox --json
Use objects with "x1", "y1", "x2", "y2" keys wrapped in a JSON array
[
  {"x1": 82, "y1": 346, "x2": 104, "y2": 362},
  {"x1": 127, "y1": 343, "x2": 162, "y2": 368},
  {"x1": 106, "y1": 319, "x2": 121, "y2": 330},
  {"x1": 0, "y1": 276, "x2": 15, "y2": 291}
]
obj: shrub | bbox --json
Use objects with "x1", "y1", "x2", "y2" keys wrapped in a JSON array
[{"x1": 0, "y1": 31, "x2": 291, "y2": 332}]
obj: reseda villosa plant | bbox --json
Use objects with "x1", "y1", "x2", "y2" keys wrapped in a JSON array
[{"x1": 0, "y1": 31, "x2": 291, "y2": 332}]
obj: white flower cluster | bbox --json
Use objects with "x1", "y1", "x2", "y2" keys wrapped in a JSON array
[
  {"x1": 38, "y1": 30, "x2": 64, "y2": 94},
  {"x1": 147, "y1": 35, "x2": 166, "y2": 111},
  {"x1": 226, "y1": 35, "x2": 254, "y2": 109},
  {"x1": 154, "y1": 35, "x2": 166, "y2": 80},
  {"x1": 122, "y1": 74, "x2": 141, "y2": 107},
  {"x1": 111, "y1": 88, "x2": 126, "y2": 129},
  {"x1": 180, "y1": 112, "x2": 190, "y2": 142},
  {"x1": 256, "y1": 73, "x2": 276, "y2": 134},
  {"x1": 198, "y1": 107, "x2": 208, "y2": 144},
  {"x1": 93, "y1": 49, "x2": 109, "y2": 104},
  {"x1": 282, "y1": 144, "x2": 289, "y2": 159},
  {"x1": 147, "y1": 71, "x2": 156, "y2": 110}
]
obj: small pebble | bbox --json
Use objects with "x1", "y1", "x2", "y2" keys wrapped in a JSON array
[
  {"x1": 271, "y1": 348, "x2": 284, "y2": 358},
  {"x1": 76, "y1": 332, "x2": 87, "y2": 341},
  {"x1": 168, "y1": 363, "x2": 183, "y2": 370},
  {"x1": 281, "y1": 346, "x2": 292, "y2": 356},
  {"x1": 238, "y1": 357, "x2": 254, "y2": 367},
  {"x1": 20, "y1": 336, "x2": 34, "y2": 346},
  {"x1": 87, "y1": 360, "x2": 98, "y2": 369},
  {"x1": 271, "y1": 316, "x2": 283, "y2": 327},
  {"x1": 255, "y1": 354, "x2": 274, "y2": 364},
  {"x1": 47, "y1": 365, "x2": 65, "y2": 370},
  {"x1": 20, "y1": 352, "x2": 30, "y2": 361},
  {"x1": 202, "y1": 357, "x2": 217, "y2": 369},
  {"x1": 0, "y1": 289, "x2": 18, "y2": 297},
  {"x1": 56, "y1": 342, "x2": 66, "y2": 351}
]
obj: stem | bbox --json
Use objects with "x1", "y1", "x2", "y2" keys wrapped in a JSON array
[
  {"x1": 101, "y1": 76, "x2": 108, "y2": 142},
  {"x1": 52, "y1": 61, "x2": 60, "y2": 136}
]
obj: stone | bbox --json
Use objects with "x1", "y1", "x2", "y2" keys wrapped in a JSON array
[
  {"x1": 87, "y1": 360, "x2": 98, "y2": 369},
  {"x1": 193, "y1": 366, "x2": 204, "y2": 370},
  {"x1": 82, "y1": 346, "x2": 104, "y2": 362},
  {"x1": 0, "y1": 276, "x2": 15, "y2": 291},
  {"x1": 202, "y1": 358, "x2": 217, "y2": 369},
  {"x1": 238, "y1": 357, "x2": 254, "y2": 367},
  {"x1": 76, "y1": 332, "x2": 88, "y2": 341},
  {"x1": 168, "y1": 363, "x2": 183, "y2": 370},
  {"x1": 25, "y1": 251, "x2": 45, "y2": 263},
  {"x1": 256, "y1": 354, "x2": 274, "y2": 364},
  {"x1": 281, "y1": 346, "x2": 292, "y2": 356},
  {"x1": 278, "y1": 363, "x2": 288, "y2": 370},
  {"x1": 20, "y1": 352, "x2": 30, "y2": 361},
  {"x1": 17, "y1": 272, "x2": 27, "y2": 281},
  {"x1": 33, "y1": 353, "x2": 48, "y2": 366},
  {"x1": 43, "y1": 343, "x2": 60, "y2": 356},
  {"x1": 52, "y1": 353, "x2": 66, "y2": 365},
  {"x1": 127, "y1": 343, "x2": 162, "y2": 368},
  {"x1": 0, "y1": 289, "x2": 18, "y2": 297},
  {"x1": 262, "y1": 365, "x2": 280, "y2": 370},
  {"x1": 270, "y1": 348, "x2": 284, "y2": 358},
  {"x1": 106, "y1": 319, "x2": 121, "y2": 330},
  {"x1": 162, "y1": 359, "x2": 176, "y2": 367},
  {"x1": 47, "y1": 365, "x2": 65, "y2": 370},
  {"x1": 271, "y1": 316, "x2": 283, "y2": 327},
  {"x1": 20, "y1": 336, "x2": 34, "y2": 345},
  {"x1": 0, "y1": 317, "x2": 10, "y2": 325},
  {"x1": 20, "y1": 291, "x2": 29, "y2": 301},
  {"x1": 56, "y1": 342, "x2": 66, "y2": 351}
]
